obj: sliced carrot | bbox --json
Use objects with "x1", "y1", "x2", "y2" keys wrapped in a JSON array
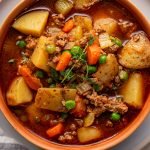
[
  {"x1": 63, "y1": 19, "x2": 74, "y2": 33},
  {"x1": 87, "y1": 43, "x2": 101, "y2": 65},
  {"x1": 46, "y1": 123, "x2": 64, "y2": 138},
  {"x1": 71, "y1": 95, "x2": 86, "y2": 118},
  {"x1": 18, "y1": 65, "x2": 42, "y2": 90},
  {"x1": 56, "y1": 51, "x2": 72, "y2": 71}
]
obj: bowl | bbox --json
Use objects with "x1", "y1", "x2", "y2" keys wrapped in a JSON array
[{"x1": 0, "y1": 0, "x2": 150, "y2": 150}]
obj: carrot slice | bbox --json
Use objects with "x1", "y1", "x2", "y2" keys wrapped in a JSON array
[
  {"x1": 56, "y1": 51, "x2": 72, "y2": 71},
  {"x1": 18, "y1": 65, "x2": 42, "y2": 90},
  {"x1": 63, "y1": 19, "x2": 74, "y2": 33},
  {"x1": 71, "y1": 95, "x2": 86, "y2": 118},
  {"x1": 87, "y1": 43, "x2": 101, "y2": 65},
  {"x1": 46, "y1": 123, "x2": 64, "y2": 138}
]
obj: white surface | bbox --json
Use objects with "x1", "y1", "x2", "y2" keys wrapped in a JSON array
[{"x1": 0, "y1": 0, "x2": 150, "y2": 150}]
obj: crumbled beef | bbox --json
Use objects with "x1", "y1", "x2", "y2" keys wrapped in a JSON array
[
  {"x1": 87, "y1": 106, "x2": 105, "y2": 116},
  {"x1": 72, "y1": 59, "x2": 83, "y2": 70},
  {"x1": 64, "y1": 42, "x2": 75, "y2": 50},
  {"x1": 105, "y1": 120, "x2": 113, "y2": 127},
  {"x1": 25, "y1": 35, "x2": 37, "y2": 50},
  {"x1": 76, "y1": 82, "x2": 93, "y2": 96},
  {"x1": 44, "y1": 27, "x2": 61, "y2": 37},
  {"x1": 58, "y1": 131, "x2": 77, "y2": 144},
  {"x1": 55, "y1": 32, "x2": 69, "y2": 47},
  {"x1": 52, "y1": 55, "x2": 60, "y2": 63},
  {"x1": 118, "y1": 19, "x2": 137, "y2": 38},
  {"x1": 52, "y1": 14, "x2": 65, "y2": 27},
  {"x1": 94, "y1": 25, "x2": 105, "y2": 35},
  {"x1": 69, "y1": 123, "x2": 77, "y2": 131},
  {"x1": 86, "y1": 92, "x2": 128, "y2": 115},
  {"x1": 75, "y1": 0, "x2": 100, "y2": 10},
  {"x1": 74, "y1": 119, "x2": 84, "y2": 127},
  {"x1": 106, "y1": 44, "x2": 120, "y2": 53}
]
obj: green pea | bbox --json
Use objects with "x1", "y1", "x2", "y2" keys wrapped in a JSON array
[
  {"x1": 65, "y1": 100, "x2": 76, "y2": 110},
  {"x1": 110, "y1": 37, "x2": 122, "y2": 47},
  {"x1": 71, "y1": 46, "x2": 82, "y2": 56},
  {"x1": 61, "y1": 112, "x2": 68, "y2": 119},
  {"x1": 46, "y1": 44, "x2": 56, "y2": 54},
  {"x1": 16, "y1": 40, "x2": 26, "y2": 48},
  {"x1": 35, "y1": 70, "x2": 44, "y2": 78},
  {"x1": 119, "y1": 70, "x2": 128, "y2": 81},
  {"x1": 99, "y1": 55, "x2": 107, "y2": 64},
  {"x1": 110, "y1": 112, "x2": 121, "y2": 121},
  {"x1": 87, "y1": 65, "x2": 97, "y2": 74}
]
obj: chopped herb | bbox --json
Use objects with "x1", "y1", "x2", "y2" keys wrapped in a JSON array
[
  {"x1": 47, "y1": 78, "x2": 53, "y2": 84},
  {"x1": 35, "y1": 70, "x2": 44, "y2": 78},
  {"x1": 93, "y1": 84, "x2": 100, "y2": 92},
  {"x1": 61, "y1": 68, "x2": 74, "y2": 83},
  {"x1": 61, "y1": 112, "x2": 68, "y2": 119},
  {"x1": 50, "y1": 68, "x2": 59, "y2": 82},
  {"x1": 88, "y1": 35, "x2": 95, "y2": 46},
  {"x1": 8, "y1": 59, "x2": 15, "y2": 64},
  {"x1": 49, "y1": 84, "x2": 56, "y2": 88}
]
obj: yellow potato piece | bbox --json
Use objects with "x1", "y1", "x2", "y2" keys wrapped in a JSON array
[
  {"x1": 35, "y1": 88, "x2": 77, "y2": 112},
  {"x1": 69, "y1": 26, "x2": 83, "y2": 40},
  {"x1": 12, "y1": 11, "x2": 49, "y2": 37},
  {"x1": 77, "y1": 127, "x2": 102, "y2": 143},
  {"x1": 119, "y1": 73, "x2": 144, "y2": 109},
  {"x1": 6, "y1": 77, "x2": 33, "y2": 106},
  {"x1": 94, "y1": 54, "x2": 119, "y2": 85},
  {"x1": 31, "y1": 36, "x2": 50, "y2": 72}
]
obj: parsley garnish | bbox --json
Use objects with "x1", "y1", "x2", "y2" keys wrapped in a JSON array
[{"x1": 88, "y1": 35, "x2": 95, "y2": 46}]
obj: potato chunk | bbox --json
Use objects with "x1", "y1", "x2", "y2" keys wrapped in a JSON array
[
  {"x1": 6, "y1": 77, "x2": 33, "y2": 106},
  {"x1": 31, "y1": 36, "x2": 50, "y2": 72},
  {"x1": 69, "y1": 26, "x2": 83, "y2": 40},
  {"x1": 118, "y1": 33, "x2": 150, "y2": 69},
  {"x1": 74, "y1": 16, "x2": 93, "y2": 32},
  {"x1": 119, "y1": 73, "x2": 144, "y2": 109},
  {"x1": 35, "y1": 88, "x2": 77, "y2": 112},
  {"x1": 77, "y1": 127, "x2": 102, "y2": 143},
  {"x1": 94, "y1": 18, "x2": 118, "y2": 35},
  {"x1": 94, "y1": 54, "x2": 119, "y2": 85},
  {"x1": 12, "y1": 11, "x2": 49, "y2": 37}
]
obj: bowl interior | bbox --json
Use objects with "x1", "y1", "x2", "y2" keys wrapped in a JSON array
[{"x1": 0, "y1": 0, "x2": 150, "y2": 150}]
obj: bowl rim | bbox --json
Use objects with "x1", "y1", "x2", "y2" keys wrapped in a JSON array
[{"x1": 0, "y1": 0, "x2": 150, "y2": 150}]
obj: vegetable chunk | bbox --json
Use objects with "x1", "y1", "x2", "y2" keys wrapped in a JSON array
[
  {"x1": 94, "y1": 18, "x2": 118, "y2": 35},
  {"x1": 12, "y1": 11, "x2": 49, "y2": 37},
  {"x1": 119, "y1": 73, "x2": 144, "y2": 109},
  {"x1": 94, "y1": 54, "x2": 119, "y2": 85},
  {"x1": 118, "y1": 33, "x2": 150, "y2": 69},
  {"x1": 77, "y1": 127, "x2": 102, "y2": 143},
  {"x1": 35, "y1": 88, "x2": 77, "y2": 112},
  {"x1": 6, "y1": 77, "x2": 33, "y2": 106},
  {"x1": 31, "y1": 36, "x2": 50, "y2": 72}
]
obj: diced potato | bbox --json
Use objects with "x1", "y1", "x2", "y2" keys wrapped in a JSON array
[
  {"x1": 118, "y1": 33, "x2": 150, "y2": 69},
  {"x1": 55, "y1": 0, "x2": 73, "y2": 15},
  {"x1": 74, "y1": 16, "x2": 93, "y2": 32},
  {"x1": 35, "y1": 88, "x2": 77, "y2": 112},
  {"x1": 74, "y1": 0, "x2": 99, "y2": 10},
  {"x1": 6, "y1": 77, "x2": 33, "y2": 106},
  {"x1": 77, "y1": 127, "x2": 102, "y2": 143},
  {"x1": 119, "y1": 73, "x2": 144, "y2": 109},
  {"x1": 94, "y1": 18, "x2": 118, "y2": 35},
  {"x1": 99, "y1": 32, "x2": 113, "y2": 49},
  {"x1": 84, "y1": 113, "x2": 95, "y2": 127},
  {"x1": 26, "y1": 103, "x2": 43, "y2": 124},
  {"x1": 31, "y1": 36, "x2": 51, "y2": 72},
  {"x1": 69, "y1": 26, "x2": 83, "y2": 40},
  {"x1": 12, "y1": 11, "x2": 49, "y2": 37},
  {"x1": 94, "y1": 54, "x2": 119, "y2": 85}
]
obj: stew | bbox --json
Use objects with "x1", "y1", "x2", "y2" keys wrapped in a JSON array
[{"x1": 1, "y1": 0, "x2": 150, "y2": 145}]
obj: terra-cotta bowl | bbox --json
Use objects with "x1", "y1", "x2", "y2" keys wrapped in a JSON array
[{"x1": 0, "y1": 0, "x2": 150, "y2": 150}]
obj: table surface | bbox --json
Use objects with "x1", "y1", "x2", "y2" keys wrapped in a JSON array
[{"x1": 0, "y1": 0, "x2": 150, "y2": 150}]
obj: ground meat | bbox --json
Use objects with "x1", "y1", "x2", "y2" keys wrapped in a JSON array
[
  {"x1": 105, "y1": 120, "x2": 113, "y2": 127},
  {"x1": 106, "y1": 44, "x2": 120, "y2": 53},
  {"x1": 64, "y1": 42, "x2": 75, "y2": 50},
  {"x1": 76, "y1": 82, "x2": 93, "y2": 96},
  {"x1": 55, "y1": 32, "x2": 69, "y2": 47},
  {"x1": 118, "y1": 19, "x2": 137, "y2": 38},
  {"x1": 58, "y1": 131, "x2": 77, "y2": 144},
  {"x1": 94, "y1": 25, "x2": 105, "y2": 35},
  {"x1": 87, "y1": 106, "x2": 105, "y2": 116},
  {"x1": 52, "y1": 14, "x2": 65, "y2": 27},
  {"x1": 86, "y1": 92, "x2": 128, "y2": 115},
  {"x1": 25, "y1": 35, "x2": 37, "y2": 50},
  {"x1": 52, "y1": 55, "x2": 60, "y2": 63},
  {"x1": 75, "y1": 0, "x2": 100, "y2": 10},
  {"x1": 69, "y1": 123, "x2": 77, "y2": 131},
  {"x1": 74, "y1": 119, "x2": 84, "y2": 127}
]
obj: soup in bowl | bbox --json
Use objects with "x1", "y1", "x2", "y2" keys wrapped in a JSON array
[{"x1": 0, "y1": 0, "x2": 150, "y2": 149}]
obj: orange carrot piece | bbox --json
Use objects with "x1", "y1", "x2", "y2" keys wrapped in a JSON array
[
  {"x1": 56, "y1": 51, "x2": 72, "y2": 71},
  {"x1": 46, "y1": 123, "x2": 64, "y2": 138},
  {"x1": 71, "y1": 95, "x2": 86, "y2": 118},
  {"x1": 87, "y1": 43, "x2": 101, "y2": 65},
  {"x1": 63, "y1": 19, "x2": 74, "y2": 33},
  {"x1": 18, "y1": 65, "x2": 42, "y2": 90}
]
